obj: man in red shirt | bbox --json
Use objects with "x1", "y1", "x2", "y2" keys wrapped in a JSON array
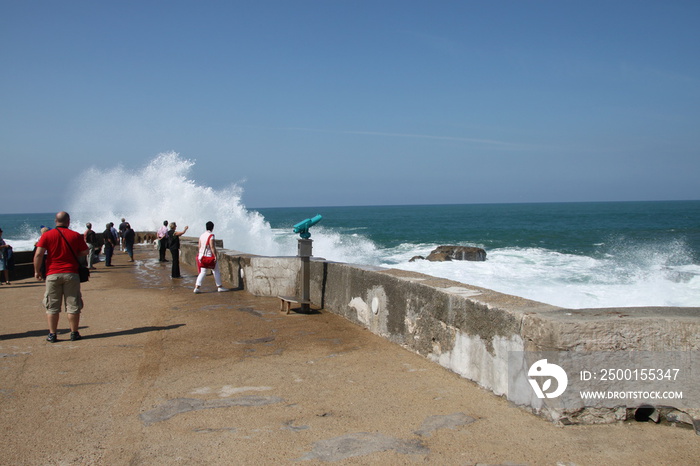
[{"x1": 34, "y1": 212, "x2": 89, "y2": 343}]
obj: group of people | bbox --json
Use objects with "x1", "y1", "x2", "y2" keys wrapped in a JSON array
[
  {"x1": 32, "y1": 212, "x2": 228, "y2": 343},
  {"x1": 84, "y1": 217, "x2": 195, "y2": 274},
  {"x1": 154, "y1": 219, "x2": 227, "y2": 293},
  {"x1": 99, "y1": 219, "x2": 137, "y2": 266},
  {"x1": 93, "y1": 218, "x2": 136, "y2": 267}
]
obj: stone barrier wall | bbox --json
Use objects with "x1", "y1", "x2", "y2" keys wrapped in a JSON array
[
  {"x1": 8, "y1": 250, "x2": 35, "y2": 281},
  {"x1": 178, "y1": 240, "x2": 700, "y2": 426}
]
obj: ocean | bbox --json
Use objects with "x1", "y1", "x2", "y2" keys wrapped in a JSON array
[{"x1": 2, "y1": 152, "x2": 699, "y2": 309}]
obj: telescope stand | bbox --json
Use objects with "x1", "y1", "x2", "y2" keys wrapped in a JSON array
[
  {"x1": 278, "y1": 238, "x2": 313, "y2": 314},
  {"x1": 298, "y1": 238, "x2": 312, "y2": 313}
]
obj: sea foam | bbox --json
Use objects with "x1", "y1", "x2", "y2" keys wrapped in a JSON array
[{"x1": 387, "y1": 244, "x2": 700, "y2": 309}]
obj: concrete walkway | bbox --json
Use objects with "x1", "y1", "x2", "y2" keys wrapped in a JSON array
[{"x1": 1, "y1": 245, "x2": 698, "y2": 465}]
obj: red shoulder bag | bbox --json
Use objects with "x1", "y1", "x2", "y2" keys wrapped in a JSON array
[{"x1": 199, "y1": 235, "x2": 217, "y2": 269}]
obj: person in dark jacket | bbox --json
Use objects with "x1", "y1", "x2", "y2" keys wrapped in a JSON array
[
  {"x1": 102, "y1": 223, "x2": 117, "y2": 267},
  {"x1": 167, "y1": 222, "x2": 188, "y2": 278},
  {"x1": 123, "y1": 223, "x2": 136, "y2": 262}
]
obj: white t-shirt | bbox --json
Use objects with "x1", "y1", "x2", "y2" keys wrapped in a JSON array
[{"x1": 198, "y1": 231, "x2": 214, "y2": 259}]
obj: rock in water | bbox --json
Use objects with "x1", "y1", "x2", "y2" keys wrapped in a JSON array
[{"x1": 426, "y1": 246, "x2": 486, "y2": 262}]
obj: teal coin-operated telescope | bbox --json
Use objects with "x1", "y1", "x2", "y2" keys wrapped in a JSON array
[
  {"x1": 283, "y1": 214, "x2": 323, "y2": 314},
  {"x1": 293, "y1": 214, "x2": 322, "y2": 239}
]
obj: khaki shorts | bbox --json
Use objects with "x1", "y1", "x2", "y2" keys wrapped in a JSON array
[{"x1": 43, "y1": 273, "x2": 83, "y2": 314}]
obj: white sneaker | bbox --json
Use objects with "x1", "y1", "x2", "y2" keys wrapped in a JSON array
[
  {"x1": 217, "y1": 287, "x2": 229, "y2": 292},
  {"x1": 193, "y1": 288, "x2": 202, "y2": 294}
]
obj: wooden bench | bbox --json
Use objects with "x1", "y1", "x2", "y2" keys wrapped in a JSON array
[{"x1": 278, "y1": 295, "x2": 311, "y2": 314}]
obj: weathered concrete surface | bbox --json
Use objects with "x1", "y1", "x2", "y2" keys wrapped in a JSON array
[
  {"x1": 2, "y1": 245, "x2": 700, "y2": 464},
  {"x1": 177, "y1": 242, "x2": 700, "y2": 425}
]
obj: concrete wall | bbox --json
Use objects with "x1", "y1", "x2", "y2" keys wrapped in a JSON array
[
  {"x1": 7, "y1": 250, "x2": 35, "y2": 281},
  {"x1": 180, "y1": 241, "x2": 700, "y2": 426}
]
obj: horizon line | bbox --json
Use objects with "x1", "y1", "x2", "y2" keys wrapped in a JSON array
[{"x1": 4, "y1": 198, "x2": 699, "y2": 216}]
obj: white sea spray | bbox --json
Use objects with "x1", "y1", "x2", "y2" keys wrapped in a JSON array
[{"x1": 67, "y1": 151, "x2": 285, "y2": 256}]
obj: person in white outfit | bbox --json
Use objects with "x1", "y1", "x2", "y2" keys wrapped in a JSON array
[{"x1": 194, "y1": 221, "x2": 228, "y2": 293}]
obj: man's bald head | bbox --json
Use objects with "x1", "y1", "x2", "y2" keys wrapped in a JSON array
[{"x1": 55, "y1": 211, "x2": 71, "y2": 227}]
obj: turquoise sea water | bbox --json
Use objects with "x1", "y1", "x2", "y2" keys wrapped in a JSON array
[
  {"x1": 257, "y1": 201, "x2": 700, "y2": 260},
  {"x1": 2, "y1": 154, "x2": 698, "y2": 309}
]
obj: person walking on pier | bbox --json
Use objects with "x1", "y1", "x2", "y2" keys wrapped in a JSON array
[
  {"x1": 33, "y1": 212, "x2": 89, "y2": 342},
  {"x1": 193, "y1": 221, "x2": 228, "y2": 293},
  {"x1": 84, "y1": 223, "x2": 98, "y2": 269},
  {"x1": 102, "y1": 223, "x2": 117, "y2": 267},
  {"x1": 157, "y1": 220, "x2": 168, "y2": 262},
  {"x1": 123, "y1": 223, "x2": 135, "y2": 262},
  {"x1": 118, "y1": 218, "x2": 128, "y2": 252},
  {"x1": 110, "y1": 222, "x2": 119, "y2": 251},
  {"x1": 167, "y1": 222, "x2": 188, "y2": 278}
]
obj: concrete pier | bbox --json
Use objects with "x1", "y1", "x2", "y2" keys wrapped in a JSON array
[{"x1": 177, "y1": 239, "x2": 700, "y2": 426}]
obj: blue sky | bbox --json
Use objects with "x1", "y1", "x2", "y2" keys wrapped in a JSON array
[{"x1": 2, "y1": 0, "x2": 699, "y2": 213}]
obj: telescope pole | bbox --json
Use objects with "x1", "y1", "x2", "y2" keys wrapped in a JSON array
[{"x1": 298, "y1": 238, "x2": 313, "y2": 313}]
